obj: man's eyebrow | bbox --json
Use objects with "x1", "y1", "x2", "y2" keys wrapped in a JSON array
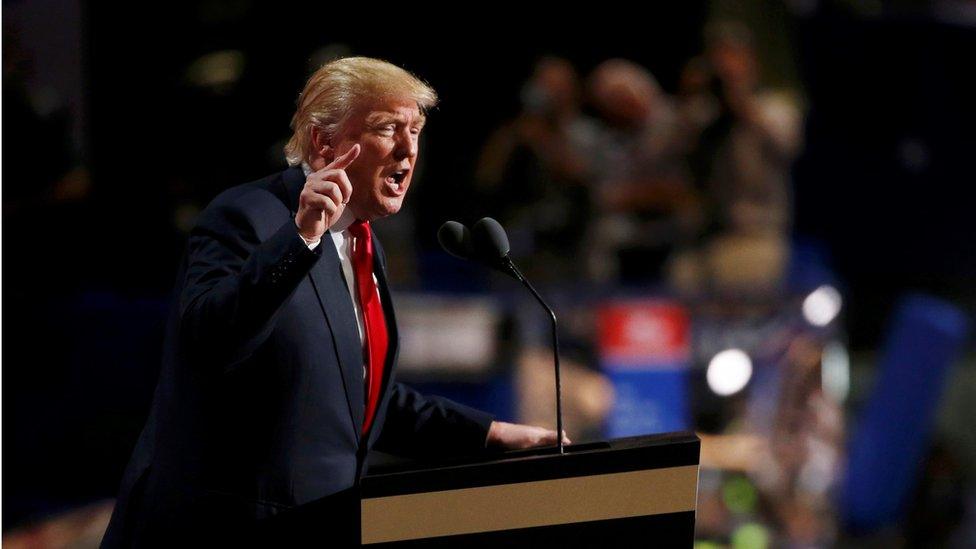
[
  {"x1": 365, "y1": 112, "x2": 427, "y2": 128},
  {"x1": 365, "y1": 112, "x2": 396, "y2": 125}
]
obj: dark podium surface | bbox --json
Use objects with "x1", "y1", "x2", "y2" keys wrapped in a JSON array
[{"x1": 359, "y1": 432, "x2": 701, "y2": 547}]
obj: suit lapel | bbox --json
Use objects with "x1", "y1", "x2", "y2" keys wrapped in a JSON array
[
  {"x1": 281, "y1": 167, "x2": 397, "y2": 447},
  {"x1": 308, "y1": 242, "x2": 366, "y2": 439},
  {"x1": 281, "y1": 167, "x2": 365, "y2": 441}
]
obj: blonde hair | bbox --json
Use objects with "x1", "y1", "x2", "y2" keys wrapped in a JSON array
[{"x1": 284, "y1": 57, "x2": 438, "y2": 166}]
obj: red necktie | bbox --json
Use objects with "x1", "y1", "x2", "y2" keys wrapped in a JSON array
[{"x1": 347, "y1": 220, "x2": 389, "y2": 435}]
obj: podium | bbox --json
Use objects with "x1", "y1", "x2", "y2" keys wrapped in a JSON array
[{"x1": 359, "y1": 432, "x2": 700, "y2": 547}]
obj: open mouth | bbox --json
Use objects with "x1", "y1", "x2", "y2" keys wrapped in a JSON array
[{"x1": 385, "y1": 169, "x2": 409, "y2": 195}]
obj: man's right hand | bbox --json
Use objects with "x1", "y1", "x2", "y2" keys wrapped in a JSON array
[
  {"x1": 295, "y1": 144, "x2": 360, "y2": 242},
  {"x1": 486, "y1": 421, "x2": 571, "y2": 450}
]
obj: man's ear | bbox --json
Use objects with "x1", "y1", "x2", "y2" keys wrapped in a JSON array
[{"x1": 310, "y1": 126, "x2": 334, "y2": 162}]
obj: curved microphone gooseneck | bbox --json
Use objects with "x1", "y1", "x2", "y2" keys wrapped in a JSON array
[{"x1": 439, "y1": 218, "x2": 565, "y2": 455}]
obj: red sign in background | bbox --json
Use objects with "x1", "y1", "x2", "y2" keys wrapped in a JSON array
[{"x1": 598, "y1": 300, "x2": 691, "y2": 368}]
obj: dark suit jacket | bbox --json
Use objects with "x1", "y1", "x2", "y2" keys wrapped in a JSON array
[{"x1": 102, "y1": 166, "x2": 494, "y2": 547}]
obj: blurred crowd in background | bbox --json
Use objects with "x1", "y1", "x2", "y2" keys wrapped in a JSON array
[
  {"x1": 475, "y1": 23, "x2": 799, "y2": 291},
  {"x1": 4, "y1": 1, "x2": 976, "y2": 547}
]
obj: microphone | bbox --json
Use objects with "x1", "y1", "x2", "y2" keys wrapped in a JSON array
[
  {"x1": 436, "y1": 221, "x2": 475, "y2": 261},
  {"x1": 470, "y1": 217, "x2": 510, "y2": 260},
  {"x1": 437, "y1": 218, "x2": 566, "y2": 454},
  {"x1": 469, "y1": 217, "x2": 521, "y2": 280},
  {"x1": 439, "y1": 218, "x2": 516, "y2": 276}
]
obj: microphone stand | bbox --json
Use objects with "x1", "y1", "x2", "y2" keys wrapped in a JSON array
[{"x1": 499, "y1": 257, "x2": 564, "y2": 455}]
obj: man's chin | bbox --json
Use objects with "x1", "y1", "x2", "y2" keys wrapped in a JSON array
[
  {"x1": 365, "y1": 197, "x2": 404, "y2": 221},
  {"x1": 383, "y1": 198, "x2": 403, "y2": 217}
]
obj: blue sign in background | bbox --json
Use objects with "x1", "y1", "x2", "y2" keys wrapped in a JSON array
[{"x1": 603, "y1": 363, "x2": 690, "y2": 437}]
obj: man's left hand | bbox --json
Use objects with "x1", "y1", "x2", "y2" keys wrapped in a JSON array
[{"x1": 486, "y1": 421, "x2": 571, "y2": 450}]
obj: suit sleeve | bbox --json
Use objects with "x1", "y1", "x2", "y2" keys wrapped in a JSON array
[
  {"x1": 179, "y1": 198, "x2": 321, "y2": 372},
  {"x1": 373, "y1": 382, "x2": 495, "y2": 459}
]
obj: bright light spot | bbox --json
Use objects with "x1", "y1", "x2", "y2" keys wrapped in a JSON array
[
  {"x1": 706, "y1": 349, "x2": 753, "y2": 396},
  {"x1": 803, "y1": 285, "x2": 843, "y2": 327},
  {"x1": 821, "y1": 341, "x2": 850, "y2": 402}
]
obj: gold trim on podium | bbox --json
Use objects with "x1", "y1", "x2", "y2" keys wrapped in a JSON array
[{"x1": 361, "y1": 464, "x2": 699, "y2": 544}]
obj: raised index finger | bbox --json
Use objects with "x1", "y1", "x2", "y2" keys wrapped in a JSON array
[{"x1": 326, "y1": 143, "x2": 361, "y2": 170}]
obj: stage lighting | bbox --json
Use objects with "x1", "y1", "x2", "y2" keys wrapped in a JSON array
[
  {"x1": 706, "y1": 349, "x2": 753, "y2": 397},
  {"x1": 802, "y1": 285, "x2": 842, "y2": 327},
  {"x1": 821, "y1": 341, "x2": 850, "y2": 402}
]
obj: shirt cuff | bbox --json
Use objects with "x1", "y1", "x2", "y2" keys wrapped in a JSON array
[{"x1": 298, "y1": 233, "x2": 321, "y2": 250}]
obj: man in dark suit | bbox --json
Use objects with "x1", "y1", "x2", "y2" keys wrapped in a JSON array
[{"x1": 102, "y1": 57, "x2": 564, "y2": 547}]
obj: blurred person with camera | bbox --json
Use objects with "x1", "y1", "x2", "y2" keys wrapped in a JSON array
[
  {"x1": 584, "y1": 59, "x2": 702, "y2": 285},
  {"x1": 668, "y1": 22, "x2": 804, "y2": 297}
]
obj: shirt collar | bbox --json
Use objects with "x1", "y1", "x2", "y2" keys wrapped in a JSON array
[{"x1": 331, "y1": 207, "x2": 357, "y2": 233}]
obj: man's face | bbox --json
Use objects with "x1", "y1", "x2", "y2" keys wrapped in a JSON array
[{"x1": 329, "y1": 98, "x2": 425, "y2": 221}]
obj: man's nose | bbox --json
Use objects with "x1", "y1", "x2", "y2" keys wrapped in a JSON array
[{"x1": 393, "y1": 129, "x2": 417, "y2": 161}]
